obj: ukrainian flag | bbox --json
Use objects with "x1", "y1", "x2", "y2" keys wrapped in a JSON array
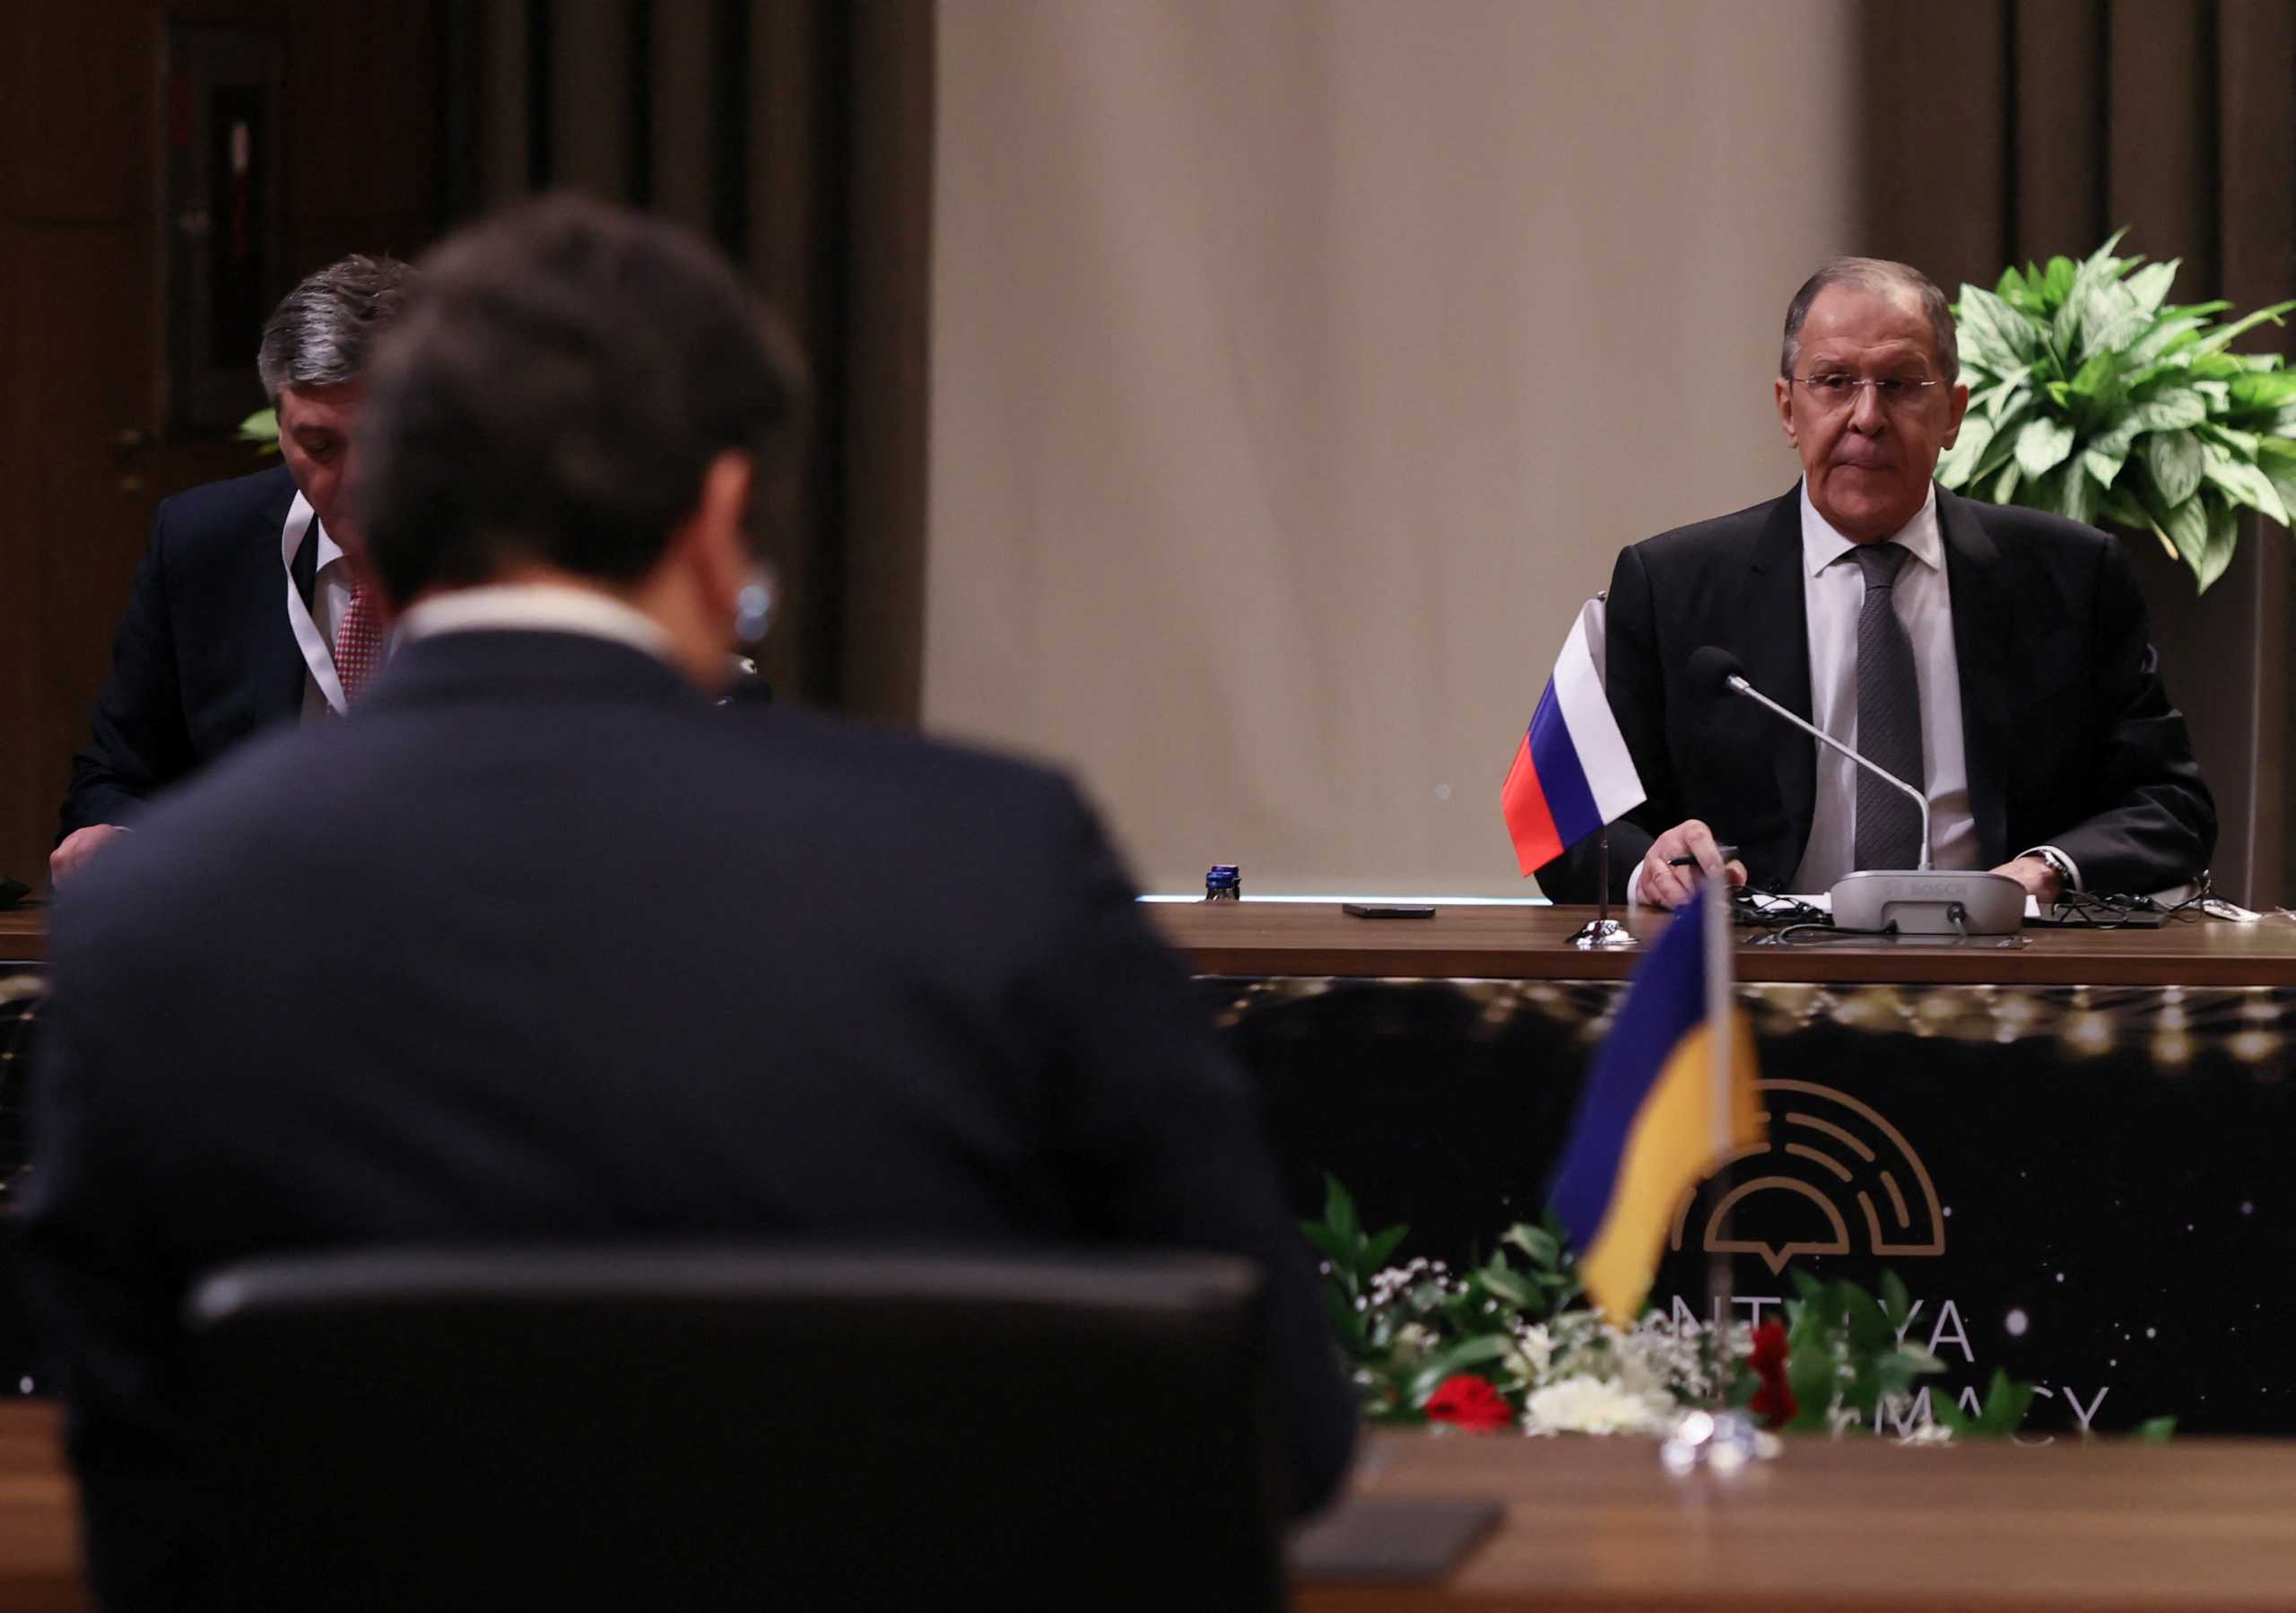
[{"x1": 1550, "y1": 890, "x2": 1762, "y2": 1323}]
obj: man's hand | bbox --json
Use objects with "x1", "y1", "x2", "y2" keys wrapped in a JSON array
[
  {"x1": 1989, "y1": 853, "x2": 2065, "y2": 906},
  {"x1": 50, "y1": 824, "x2": 128, "y2": 886},
  {"x1": 1637, "y1": 820, "x2": 1749, "y2": 910}
]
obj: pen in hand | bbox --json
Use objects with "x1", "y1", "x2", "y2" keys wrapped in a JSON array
[{"x1": 1666, "y1": 846, "x2": 1739, "y2": 868}]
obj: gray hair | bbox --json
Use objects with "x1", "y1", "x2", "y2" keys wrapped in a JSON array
[
  {"x1": 255, "y1": 254, "x2": 418, "y2": 400},
  {"x1": 1780, "y1": 257, "x2": 1957, "y2": 383}
]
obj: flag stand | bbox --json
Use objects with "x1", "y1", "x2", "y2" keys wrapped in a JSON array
[{"x1": 1568, "y1": 828, "x2": 1638, "y2": 949}]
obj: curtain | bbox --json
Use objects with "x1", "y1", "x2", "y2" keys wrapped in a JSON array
[
  {"x1": 448, "y1": 0, "x2": 934, "y2": 721},
  {"x1": 927, "y1": 0, "x2": 1864, "y2": 897},
  {"x1": 1860, "y1": 0, "x2": 2296, "y2": 903}
]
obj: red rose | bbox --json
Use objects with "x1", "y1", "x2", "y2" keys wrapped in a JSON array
[
  {"x1": 1424, "y1": 1373, "x2": 1515, "y2": 1433},
  {"x1": 1748, "y1": 1319, "x2": 1797, "y2": 1429}
]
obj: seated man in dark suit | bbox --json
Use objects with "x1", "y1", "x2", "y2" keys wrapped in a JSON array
[
  {"x1": 1544, "y1": 257, "x2": 2213, "y2": 908},
  {"x1": 51, "y1": 254, "x2": 414, "y2": 885},
  {"x1": 27, "y1": 196, "x2": 1354, "y2": 1610}
]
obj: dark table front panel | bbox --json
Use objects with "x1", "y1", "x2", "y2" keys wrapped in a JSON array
[{"x1": 1214, "y1": 972, "x2": 2295, "y2": 1436}]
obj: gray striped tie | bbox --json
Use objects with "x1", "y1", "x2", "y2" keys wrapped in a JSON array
[{"x1": 1850, "y1": 542, "x2": 1924, "y2": 869}]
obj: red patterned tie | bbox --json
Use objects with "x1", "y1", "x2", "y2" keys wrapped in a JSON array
[{"x1": 334, "y1": 581, "x2": 385, "y2": 708}]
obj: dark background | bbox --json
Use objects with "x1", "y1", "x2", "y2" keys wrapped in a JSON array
[
  {"x1": 1, "y1": 1, "x2": 2291, "y2": 905},
  {"x1": 0, "y1": 0, "x2": 932, "y2": 890}
]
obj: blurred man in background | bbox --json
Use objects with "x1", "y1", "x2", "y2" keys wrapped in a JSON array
[
  {"x1": 53, "y1": 254, "x2": 415, "y2": 884},
  {"x1": 28, "y1": 196, "x2": 1353, "y2": 1609}
]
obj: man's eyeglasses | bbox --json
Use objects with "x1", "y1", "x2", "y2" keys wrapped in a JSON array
[{"x1": 1792, "y1": 375, "x2": 1942, "y2": 411}]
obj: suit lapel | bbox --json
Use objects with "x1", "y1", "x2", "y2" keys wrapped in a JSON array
[
  {"x1": 1736, "y1": 487, "x2": 1816, "y2": 868},
  {"x1": 1939, "y1": 486, "x2": 2011, "y2": 868}
]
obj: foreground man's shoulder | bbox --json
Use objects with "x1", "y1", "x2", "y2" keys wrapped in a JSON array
[{"x1": 735, "y1": 704, "x2": 1085, "y2": 815}]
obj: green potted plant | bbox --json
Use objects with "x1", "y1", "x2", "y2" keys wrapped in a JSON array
[
  {"x1": 1937, "y1": 231, "x2": 2296, "y2": 591},
  {"x1": 237, "y1": 406, "x2": 280, "y2": 455}
]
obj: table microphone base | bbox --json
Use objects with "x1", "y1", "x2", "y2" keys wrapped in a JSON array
[
  {"x1": 1568, "y1": 917, "x2": 1639, "y2": 949},
  {"x1": 1831, "y1": 870, "x2": 2025, "y2": 937}
]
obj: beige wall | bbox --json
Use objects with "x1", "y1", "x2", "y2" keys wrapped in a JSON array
[{"x1": 927, "y1": 0, "x2": 1859, "y2": 895}]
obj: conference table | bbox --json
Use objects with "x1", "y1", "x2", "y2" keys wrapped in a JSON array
[
  {"x1": 8, "y1": 899, "x2": 2296, "y2": 1437},
  {"x1": 1148, "y1": 899, "x2": 2296, "y2": 1441},
  {"x1": 4, "y1": 1399, "x2": 2296, "y2": 1610},
  {"x1": 1144, "y1": 897, "x2": 2296, "y2": 985},
  {"x1": 12, "y1": 894, "x2": 2293, "y2": 979},
  {"x1": 4, "y1": 905, "x2": 2296, "y2": 1601}
]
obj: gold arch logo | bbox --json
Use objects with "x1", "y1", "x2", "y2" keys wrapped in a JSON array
[{"x1": 1668, "y1": 1079, "x2": 1944, "y2": 1274}]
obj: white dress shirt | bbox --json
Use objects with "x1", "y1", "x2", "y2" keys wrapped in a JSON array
[
  {"x1": 1787, "y1": 481, "x2": 1979, "y2": 891},
  {"x1": 397, "y1": 582, "x2": 675, "y2": 661},
  {"x1": 280, "y1": 493, "x2": 360, "y2": 719}
]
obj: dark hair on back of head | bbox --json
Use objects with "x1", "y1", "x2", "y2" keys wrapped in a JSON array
[{"x1": 355, "y1": 193, "x2": 807, "y2": 606}]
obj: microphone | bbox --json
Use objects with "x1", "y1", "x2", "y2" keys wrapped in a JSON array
[
  {"x1": 1692, "y1": 647, "x2": 1930, "y2": 873},
  {"x1": 1692, "y1": 646, "x2": 2022, "y2": 935}
]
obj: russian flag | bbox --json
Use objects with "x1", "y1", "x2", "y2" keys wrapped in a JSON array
[
  {"x1": 1500, "y1": 597, "x2": 1646, "y2": 877},
  {"x1": 1548, "y1": 889, "x2": 1764, "y2": 1322}
]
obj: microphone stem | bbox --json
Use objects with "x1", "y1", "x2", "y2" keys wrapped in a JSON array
[{"x1": 1725, "y1": 677, "x2": 1930, "y2": 871}]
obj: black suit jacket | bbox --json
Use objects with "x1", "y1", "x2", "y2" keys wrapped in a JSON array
[
  {"x1": 28, "y1": 631, "x2": 1356, "y2": 1609},
  {"x1": 59, "y1": 465, "x2": 310, "y2": 837},
  {"x1": 1544, "y1": 484, "x2": 2215, "y2": 901}
]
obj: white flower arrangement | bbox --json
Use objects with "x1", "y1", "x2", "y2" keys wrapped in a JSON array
[
  {"x1": 1304, "y1": 1176, "x2": 2071, "y2": 1443},
  {"x1": 1522, "y1": 1373, "x2": 1675, "y2": 1437}
]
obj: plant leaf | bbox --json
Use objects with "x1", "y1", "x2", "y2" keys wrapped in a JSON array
[
  {"x1": 1323, "y1": 1174, "x2": 1362, "y2": 1253},
  {"x1": 2132, "y1": 1416, "x2": 2178, "y2": 1443},
  {"x1": 2066, "y1": 350, "x2": 2122, "y2": 399},
  {"x1": 2126, "y1": 314, "x2": 2213, "y2": 372},
  {"x1": 2060, "y1": 460, "x2": 2098, "y2": 525},
  {"x1": 2157, "y1": 492, "x2": 2211, "y2": 572},
  {"x1": 2194, "y1": 300, "x2": 2296, "y2": 360},
  {"x1": 1404, "y1": 1333, "x2": 1517, "y2": 1407},
  {"x1": 2083, "y1": 443, "x2": 2131, "y2": 489},
  {"x1": 1500, "y1": 1223, "x2": 1561, "y2": 1268},
  {"x1": 2014, "y1": 414, "x2": 2076, "y2": 479},
  {"x1": 2053, "y1": 231, "x2": 2131, "y2": 358},
  {"x1": 1474, "y1": 1263, "x2": 1538, "y2": 1311},
  {"x1": 1935, "y1": 414, "x2": 1995, "y2": 489},
  {"x1": 2078, "y1": 280, "x2": 2144, "y2": 357},
  {"x1": 2121, "y1": 258, "x2": 2179, "y2": 318},
  {"x1": 1977, "y1": 366, "x2": 2033, "y2": 420},
  {"x1": 2207, "y1": 458, "x2": 2290, "y2": 527},
  {"x1": 2256, "y1": 440, "x2": 2296, "y2": 522},
  {"x1": 2145, "y1": 429, "x2": 2206, "y2": 509},
  {"x1": 2196, "y1": 497, "x2": 2241, "y2": 592},
  {"x1": 1362, "y1": 1224, "x2": 1411, "y2": 1272},
  {"x1": 1880, "y1": 1271, "x2": 1912, "y2": 1332},
  {"x1": 2202, "y1": 423, "x2": 2263, "y2": 458},
  {"x1": 1300, "y1": 1223, "x2": 1356, "y2": 1271},
  {"x1": 2126, "y1": 388, "x2": 2210, "y2": 437},
  {"x1": 2228, "y1": 371, "x2": 2296, "y2": 415},
  {"x1": 1959, "y1": 286, "x2": 2040, "y2": 368},
  {"x1": 1978, "y1": 1366, "x2": 2037, "y2": 1434},
  {"x1": 1840, "y1": 1284, "x2": 1893, "y2": 1354},
  {"x1": 2040, "y1": 255, "x2": 2077, "y2": 306}
]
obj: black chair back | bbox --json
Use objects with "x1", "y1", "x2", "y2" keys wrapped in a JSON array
[{"x1": 188, "y1": 1247, "x2": 1283, "y2": 1611}]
